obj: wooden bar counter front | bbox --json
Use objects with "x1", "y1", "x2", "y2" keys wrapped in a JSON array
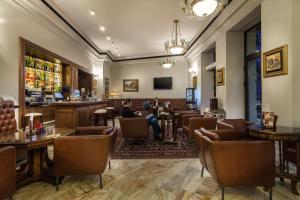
[{"x1": 52, "y1": 101, "x2": 108, "y2": 129}]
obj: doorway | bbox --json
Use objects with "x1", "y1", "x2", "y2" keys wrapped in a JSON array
[{"x1": 245, "y1": 23, "x2": 262, "y2": 123}]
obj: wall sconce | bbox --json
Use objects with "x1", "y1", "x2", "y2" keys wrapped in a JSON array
[
  {"x1": 189, "y1": 67, "x2": 198, "y2": 76},
  {"x1": 93, "y1": 74, "x2": 100, "y2": 78}
]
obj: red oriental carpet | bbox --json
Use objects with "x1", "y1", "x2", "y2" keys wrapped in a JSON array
[{"x1": 112, "y1": 129, "x2": 199, "y2": 159}]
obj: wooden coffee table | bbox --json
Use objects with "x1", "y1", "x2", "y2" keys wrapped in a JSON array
[
  {"x1": 0, "y1": 128, "x2": 74, "y2": 188},
  {"x1": 248, "y1": 124, "x2": 300, "y2": 195}
]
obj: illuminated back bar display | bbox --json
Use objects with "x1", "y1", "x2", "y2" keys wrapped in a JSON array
[{"x1": 25, "y1": 56, "x2": 62, "y2": 93}]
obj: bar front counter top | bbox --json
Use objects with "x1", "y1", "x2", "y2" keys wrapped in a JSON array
[{"x1": 52, "y1": 100, "x2": 109, "y2": 129}]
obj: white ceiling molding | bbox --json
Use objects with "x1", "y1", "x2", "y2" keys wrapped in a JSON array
[
  {"x1": 185, "y1": 0, "x2": 262, "y2": 61},
  {"x1": 11, "y1": 0, "x2": 103, "y2": 64}
]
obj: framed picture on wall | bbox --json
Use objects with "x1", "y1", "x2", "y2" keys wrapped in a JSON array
[
  {"x1": 263, "y1": 45, "x2": 288, "y2": 78},
  {"x1": 216, "y1": 67, "x2": 225, "y2": 86},
  {"x1": 123, "y1": 79, "x2": 139, "y2": 92},
  {"x1": 192, "y1": 76, "x2": 197, "y2": 88}
]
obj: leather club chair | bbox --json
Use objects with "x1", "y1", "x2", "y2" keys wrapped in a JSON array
[
  {"x1": 176, "y1": 110, "x2": 200, "y2": 128},
  {"x1": 119, "y1": 117, "x2": 149, "y2": 139},
  {"x1": 182, "y1": 115, "x2": 216, "y2": 138},
  {"x1": 198, "y1": 128, "x2": 275, "y2": 200},
  {"x1": 75, "y1": 126, "x2": 118, "y2": 169},
  {"x1": 54, "y1": 135, "x2": 111, "y2": 190},
  {"x1": 0, "y1": 146, "x2": 16, "y2": 200},
  {"x1": 0, "y1": 100, "x2": 27, "y2": 166}
]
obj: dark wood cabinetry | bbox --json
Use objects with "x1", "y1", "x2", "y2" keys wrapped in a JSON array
[{"x1": 53, "y1": 101, "x2": 108, "y2": 129}]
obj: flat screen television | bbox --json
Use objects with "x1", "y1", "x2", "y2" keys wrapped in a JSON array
[{"x1": 154, "y1": 77, "x2": 172, "y2": 90}]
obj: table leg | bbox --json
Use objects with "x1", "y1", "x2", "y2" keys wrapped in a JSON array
[
  {"x1": 279, "y1": 141, "x2": 285, "y2": 183},
  {"x1": 172, "y1": 117, "x2": 177, "y2": 141},
  {"x1": 161, "y1": 118, "x2": 165, "y2": 140},
  {"x1": 291, "y1": 142, "x2": 300, "y2": 195},
  {"x1": 32, "y1": 149, "x2": 42, "y2": 181}
]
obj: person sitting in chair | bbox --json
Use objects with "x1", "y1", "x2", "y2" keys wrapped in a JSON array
[{"x1": 121, "y1": 99, "x2": 162, "y2": 140}]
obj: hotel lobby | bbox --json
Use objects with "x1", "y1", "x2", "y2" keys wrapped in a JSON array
[{"x1": 0, "y1": 0, "x2": 300, "y2": 199}]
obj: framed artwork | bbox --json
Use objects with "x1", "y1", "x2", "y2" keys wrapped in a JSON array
[
  {"x1": 263, "y1": 45, "x2": 288, "y2": 78},
  {"x1": 216, "y1": 67, "x2": 225, "y2": 86},
  {"x1": 93, "y1": 79, "x2": 97, "y2": 95},
  {"x1": 123, "y1": 79, "x2": 139, "y2": 92},
  {"x1": 262, "y1": 111, "x2": 278, "y2": 129},
  {"x1": 105, "y1": 78, "x2": 109, "y2": 99},
  {"x1": 192, "y1": 76, "x2": 197, "y2": 88}
]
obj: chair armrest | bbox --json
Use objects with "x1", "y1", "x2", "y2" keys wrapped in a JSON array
[
  {"x1": 207, "y1": 140, "x2": 275, "y2": 187},
  {"x1": 210, "y1": 129, "x2": 241, "y2": 141},
  {"x1": 190, "y1": 117, "x2": 217, "y2": 132},
  {"x1": 217, "y1": 121, "x2": 234, "y2": 130},
  {"x1": 75, "y1": 126, "x2": 108, "y2": 135}
]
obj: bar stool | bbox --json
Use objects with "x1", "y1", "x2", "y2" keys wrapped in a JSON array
[
  {"x1": 94, "y1": 109, "x2": 108, "y2": 126},
  {"x1": 105, "y1": 107, "x2": 116, "y2": 127},
  {"x1": 23, "y1": 112, "x2": 44, "y2": 131}
]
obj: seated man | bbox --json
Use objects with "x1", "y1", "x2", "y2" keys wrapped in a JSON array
[
  {"x1": 121, "y1": 99, "x2": 162, "y2": 140},
  {"x1": 143, "y1": 99, "x2": 152, "y2": 111}
]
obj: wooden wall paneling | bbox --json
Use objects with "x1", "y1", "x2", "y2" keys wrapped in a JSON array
[{"x1": 55, "y1": 108, "x2": 75, "y2": 129}]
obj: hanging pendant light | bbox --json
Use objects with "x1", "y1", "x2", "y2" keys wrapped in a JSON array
[
  {"x1": 168, "y1": 20, "x2": 188, "y2": 55},
  {"x1": 192, "y1": 0, "x2": 218, "y2": 17},
  {"x1": 161, "y1": 42, "x2": 176, "y2": 68}
]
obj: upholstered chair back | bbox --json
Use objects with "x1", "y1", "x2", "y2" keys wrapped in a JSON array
[{"x1": 0, "y1": 100, "x2": 17, "y2": 135}]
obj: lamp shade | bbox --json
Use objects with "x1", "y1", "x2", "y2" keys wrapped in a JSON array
[{"x1": 192, "y1": 0, "x2": 218, "y2": 17}]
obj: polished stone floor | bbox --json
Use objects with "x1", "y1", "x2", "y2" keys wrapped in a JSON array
[{"x1": 13, "y1": 159, "x2": 300, "y2": 200}]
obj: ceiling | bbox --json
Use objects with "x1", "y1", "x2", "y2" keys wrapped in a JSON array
[{"x1": 45, "y1": 0, "x2": 219, "y2": 59}]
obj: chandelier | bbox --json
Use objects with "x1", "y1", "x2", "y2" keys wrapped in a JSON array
[
  {"x1": 181, "y1": 0, "x2": 229, "y2": 19},
  {"x1": 168, "y1": 20, "x2": 188, "y2": 55},
  {"x1": 161, "y1": 42, "x2": 176, "y2": 68}
]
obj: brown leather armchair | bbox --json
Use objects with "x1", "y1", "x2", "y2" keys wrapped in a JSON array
[
  {"x1": 54, "y1": 135, "x2": 111, "y2": 190},
  {"x1": 0, "y1": 146, "x2": 16, "y2": 200},
  {"x1": 183, "y1": 115, "x2": 216, "y2": 138},
  {"x1": 75, "y1": 126, "x2": 118, "y2": 169},
  {"x1": 119, "y1": 117, "x2": 148, "y2": 139},
  {"x1": 0, "y1": 100, "x2": 27, "y2": 165},
  {"x1": 197, "y1": 128, "x2": 275, "y2": 200},
  {"x1": 176, "y1": 110, "x2": 200, "y2": 128}
]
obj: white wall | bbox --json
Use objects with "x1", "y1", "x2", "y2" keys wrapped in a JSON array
[
  {"x1": 110, "y1": 56, "x2": 189, "y2": 98},
  {"x1": 0, "y1": 0, "x2": 103, "y2": 103},
  {"x1": 200, "y1": 52, "x2": 215, "y2": 112},
  {"x1": 226, "y1": 32, "x2": 245, "y2": 118},
  {"x1": 292, "y1": 0, "x2": 300, "y2": 126},
  {"x1": 261, "y1": 0, "x2": 294, "y2": 126},
  {"x1": 215, "y1": 34, "x2": 227, "y2": 110}
]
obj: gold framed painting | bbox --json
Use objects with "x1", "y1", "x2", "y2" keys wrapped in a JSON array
[
  {"x1": 192, "y1": 76, "x2": 197, "y2": 88},
  {"x1": 263, "y1": 45, "x2": 288, "y2": 78},
  {"x1": 216, "y1": 67, "x2": 225, "y2": 86},
  {"x1": 123, "y1": 79, "x2": 139, "y2": 92}
]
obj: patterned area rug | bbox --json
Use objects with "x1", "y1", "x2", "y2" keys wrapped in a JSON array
[{"x1": 112, "y1": 129, "x2": 199, "y2": 159}]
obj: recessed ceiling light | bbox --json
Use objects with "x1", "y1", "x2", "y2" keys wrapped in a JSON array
[
  {"x1": 90, "y1": 10, "x2": 95, "y2": 16},
  {"x1": 114, "y1": 48, "x2": 118, "y2": 52},
  {"x1": 118, "y1": 53, "x2": 121, "y2": 57},
  {"x1": 106, "y1": 35, "x2": 111, "y2": 40},
  {"x1": 100, "y1": 26, "x2": 106, "y2": 32}
]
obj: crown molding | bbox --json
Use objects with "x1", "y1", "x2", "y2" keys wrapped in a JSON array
[
  {"x1": 11, "y1": 0, "x2": 104, "y2": 64},
  {"x1": 40, "y1": 0, "x2": 234, "y2": 63}
]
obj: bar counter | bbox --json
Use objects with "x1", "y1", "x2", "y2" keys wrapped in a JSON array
[{"x1": 52, "y1": 100, "x2": 108, "y2": 129}]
